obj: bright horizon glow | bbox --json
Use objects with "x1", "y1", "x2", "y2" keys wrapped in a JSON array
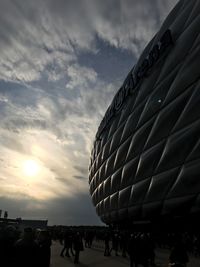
[{"x1": 22, "y1": 159, "x2": 40, "y2": 177}]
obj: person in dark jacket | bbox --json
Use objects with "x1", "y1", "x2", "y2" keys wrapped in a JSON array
[
  {"x1": 0, "y1": 225, "x2": 19, "y2": 267},
  {"x1": 169, "y1": 238, "x2": 189, "y2": 267},
  {"x1": 14, "y1": 227, "x2": 40, "y2": 267},
  {"x1": 128, "y1": 233, "x2": 141, "y2": 267},
  {"x1": 104, "y1": 231, "x2": 111, "y2": 256},
  {"x1": 73, "y1": 232, "x2": 84, "y2": 264},
  {"x1": 110, "y1": 231, "x2": 120, "y2": 256},
  {"x1": 60, "y1": 230, "x2": 71, "y2": 257},
  {"x1": 37, "y1": 230, "x2": 52, "y2": 267}
]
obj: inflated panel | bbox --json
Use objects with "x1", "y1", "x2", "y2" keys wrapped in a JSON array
[{"x1": 89, "y1": 0, "x2": 200, "y2": 224}]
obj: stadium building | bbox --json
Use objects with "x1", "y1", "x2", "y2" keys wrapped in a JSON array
[{"x1": 89, "y1": 0, "x2": 200, "y2": 231}]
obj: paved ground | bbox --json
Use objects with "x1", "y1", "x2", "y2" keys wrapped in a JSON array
[{"x1": 51, "y1": 241, "x2": 200, "y2": 267}]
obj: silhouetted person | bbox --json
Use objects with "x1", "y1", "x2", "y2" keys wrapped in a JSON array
[
  {"x1": 37, "y1": 230, "x2": 52, "y2": 267},
  {"x1": 104, "y1": 231, "x2": 111, "y2": 256},
  {"x1": 84, "y1": 231, "x2": 90, "y2": 248},
  {"x1": 139, "y1": 233, "x2": 151, "y2": 267},
  {"x1": 0, "y1": 225, "x2": 19, "y2": 267},
  {"x1": 169, "y1": 238, "x2": 189, "y2": 267},
  {"x1": 68, "y1": 230, "x2": 75, "y2": 256},
  {"x1": 60, "y1": 230, "x2": 74, "y2": 257},
  {"x1": 60, "y1": 230, "x2": 70, "y2": 257},
  {"x1": 110, "y1": 231, "x2": 119, "y2": 256},
  {"x1": 120, "y1": 231, "x2": 128, "y2": 257},
  {"x1": 85, "y1": 230, "x2": 94, "y2": 248},
  {"x1": 14, "y1": 227, "x2": 40, "y2": 267},
  {"x1": 128, "y1": 234, "x2": 141, "y2": 267},
  {"x1": 147, "y1": 233, "x2": 156, "y2": 266},
  {"x1": 73, "y1": 232, "x2": 84, "y2": 264},
  {"x1": 194, "y1": 235, "x2": 200, "y2": 257}
]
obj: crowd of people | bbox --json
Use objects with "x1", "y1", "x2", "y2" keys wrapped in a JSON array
[
  {"x1": 0, "y1": 225, "x2": 51, "y2": 267},
  {"x1": 59, "y1": 229, "x2": 84, "y2": 263},
  {"x1": 0, "y1": 223, "x2": 200, "y2": 267},
  {"x1": 101, "y1": 231, "x2": 191, "y2": 267},
  {"x1": 57, "y1": 227, "x2": 200, "y2": 267}
]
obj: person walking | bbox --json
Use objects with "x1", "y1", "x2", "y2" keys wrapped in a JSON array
[
  {"x1": 73, "y1": 232, "x2": 84, "y2": 264},
  {"x1": 60, "y1": 230, "x2": 71, "y2": 257},
  {"x1": 104, "y1": 231, "x2": 111, "y2": 256},
  {"x1": 169, "y1": 238, "x2": 189, "y2": 267}
]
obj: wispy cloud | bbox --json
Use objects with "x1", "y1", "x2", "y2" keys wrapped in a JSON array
[{"x1": 0, "y1": 0, "x2": 178, "y2": 83}]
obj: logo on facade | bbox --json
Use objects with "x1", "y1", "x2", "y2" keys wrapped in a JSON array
[{"x1": 96, "y1": 29, "x2": 173, "y2": 139}]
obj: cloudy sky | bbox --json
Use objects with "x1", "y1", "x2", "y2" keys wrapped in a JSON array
[{"x1": 0, "y1": 0, "x2": 178, "y2": 225}]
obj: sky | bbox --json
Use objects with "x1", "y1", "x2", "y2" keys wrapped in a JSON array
[{"x1": 0, "y1": 0, "x2": 178, "y2": 225}]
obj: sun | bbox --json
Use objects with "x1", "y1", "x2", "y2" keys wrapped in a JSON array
[{"x1": 23, "y1": 159, "x2": 40, "y2": 177}]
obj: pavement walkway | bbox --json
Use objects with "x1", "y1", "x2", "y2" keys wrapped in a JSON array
[{"x1": 50, "y1": 241, "x2": 200, "y2": 267}]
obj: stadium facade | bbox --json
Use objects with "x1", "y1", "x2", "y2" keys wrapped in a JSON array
[{"x1": 89, "y1": 0, "x2": 200, "y2": 230}]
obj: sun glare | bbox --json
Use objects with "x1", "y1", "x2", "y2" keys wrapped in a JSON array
[{"x1": 23, "y1": 159, "x2": 40, "y2": 177}]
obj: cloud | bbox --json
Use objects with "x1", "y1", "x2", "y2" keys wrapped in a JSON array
[
  {"x1": 74, "y1": 176, "x2": 87, "y2": 180},
  {"x1": 0, "y1": 0, "x2": 178, "y2": 83},
  {"x1": 93, "y1": 0, "x2": 178, "y2": 54},
  {"x1": 0, "y1": 0, "x2": 179, "y2": 223},
  {"x1": 0, "y1": 70, "x2": 117, "y2": 207},
  {"x1": 66, "y1": 64, "x2": 98, "y2": 90},
  {"x1": 74, "y1": 165, "x2": 88, "y2": 176},
  {"x1": 0, "y1": 0, "x2": 76, "y2": 82}
]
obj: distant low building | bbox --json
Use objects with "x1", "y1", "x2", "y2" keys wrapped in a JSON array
[{"x1": 0, "y1": 217, "x2": 48, "y2": 230}]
